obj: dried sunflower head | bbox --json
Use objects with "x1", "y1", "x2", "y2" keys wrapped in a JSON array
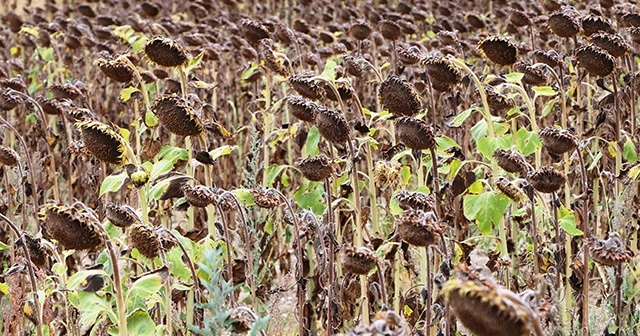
[
  {"x1": 287, "y1": 74, "x2": 325, "y2": 100},
  {"x1": 182, "y1": 184, "x2": 216, "y2": 208},
  {"x1": 422, "y1": 57, "x2": 462, "y2": 90},
  {"x1": 443, "y1": 264, "x2": 542, "y2": 336},
  {"x1": 493, "y1": 149, "x2": 527, "y2": 174},
  {"x1": 105, "y1": 202, "x2": 140, "y2": 228},
  {"x1": 538, "y1": 127, "x2": 577, "y2": 155},
  {"x1": 373, "y1": 160, "x2": 402, "y2": 190},
  {"x1": 379, "y1": 76, "x2": 421, "y2": 117},
  {"x1": 18, "y1": 233, "x2": 47, "y2": 267},
  {"x1": 95, "y1": 57, "x2": 135, "y2": 83},
  {"x1": 395, "y1": 116, "x2": 435, "y2": 150},
  {"x1": 581, "y1": 15, "x2": 613, "y2": 36},
  {"x1": 496, "y1": 176, "x2": 524, "y2": 203},
  {"x1": 49, "y1": 83, "x2": 82, "y2": 100},
  {"x1": 576, "y1": 44, "x2": 614, "y2": 77},
  {"x1": 378, "y1": 20, "x2": 402, "y2": 41},
  {"x1": 484, "y1": 88, "x2": 515, "y2": 112},
  {"x1": 241, "y1": 18, "x2": 270, "y2": 44},
  {"x1": 295, "y1": 155, "x2": 334, "y2": 181},
  {"x1": 532, "y1": 50, "x2": 563, "y2": 68},
  {"x1": 396, "y1": 45, "x2": 422, "y2": 65},
  {"x1": 0, "y1": 146, "x2": 19, "y2": 166},
  {"x1": 350, "y1": 21, "x2": 373, "y2": 41},
  {"x1": 144, "y1": 37, "x2": 188, "y2": 68},
  {"x1": 396, "y1": 209, "x2": 445, "y2": 247},
  {"x1": 527, "y1": 166, "x2": 566, "y2": 193},
  {"x1": 258, "y1": 39, "x2": 290, "y2": 77},
  {"x1": 0, "y1": 89, "x2": 22, "y2": 111},
  {"x1": 395, "y1": 190, "x2": 434, "y2": 212},
  {"x1": 128, "y1": 223, "x2": 161, "y2": 259},
  {"x1": 590, "y1": 32, "x2": 630, "y2": 58},
  {"x1": 76, "y1": 120, "x2": 127, "y2": 165},
  {"x1": 547, "y1": 10, "x2": 581, "y2": 38},
  {"x1": 341, "y1": 245, "x2": 377, "y2": 275},
  {"x1": 285, "y1": 95, "x2": 319, "y2": 122},
  {"x1": 250, "y1": 188, "x2": 282, "y2": 209},
  {"x1": 589, "y1": 232, "x2": 633, "y2": 266},
  {"x1": 40, "y1": 203, "x2": 103, "y2": 250},
  {"x1": 315, "y1": 107, "x2": 350, "y2": 144},
  {"x1": 478, "y1": 36, "x2": 518, "y2": 66},
  {"x1": 507, "y1": 8, "x2": 531, "y2": 27},
  {"x1": 152, "y1": 95, "x2": 203, "y2": 137},
  {"x1": 515, "y1": 61, "x2": 549, "y2": 86}
]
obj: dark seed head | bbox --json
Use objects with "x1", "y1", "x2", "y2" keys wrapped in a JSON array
[
  {"x1": 152, "y1": 95, "x2": 203, "y2": 137},
  {"x1": 182, "y1": 184, "x2": 216, "y2": 208},
  {"x1": 532, "y1": 50, "x2": 563, "y2": 68},
  {"x1": 397, "y1": 209, "x2": 445, "y2": 247},
  {"x1": 515, "y1": 61, "x2": 549, "y2": 86},
  {"x1": 295, "y1": 155, "x2": 334, "y2": 181},
  {"x1": 104, "y1": 202, "x2": 140, "y2": 228},
  {"x1": 96, "y1": 58, "x2": 135, "y2": 83},
  {"x1": 49, "y1": 83, "x2": 82, "y2": 100},
  {"x1": 37, "y1": 96, "x2": 68, "y2": 115},
  {"x1": 258, "y1": 40, "x2": 290, "y2": 77},
  {"x1": 320, "y1": 80, "x2": 353, "y2": 102},
  {"x1": 378, "y1": 20, "x2": 402, "y2": 41},
  {"x1": 496, "y1": 176, "x2": 524, "y2": 203},
  {"x1": 478, "y1": 36, "x2": 518, "y2": 66},
  {"x1": 422, "y1": 57, "x2": 462, "y2": 89},
  {"x1": 528, "y1": 166, "x2": 566, "y2": 193},
  {"x1": 547, "y1": 10, "x2": 581, "y2": 38},
  {"x1": 350, "y1": 21, "x2": 373, "y2": 41},
  {"x1": 395, "y1": 116, "x2": 435, "y2": 150},
  {"x1": 0, "y1": 146, "x2": 19, "y2": 166},
  {"x1": 144, "y1": 37, "x2": 188, "y2": 68},
  {"x1": 241, "y1": 19, "x2": 270, "y2": 44},
  {"x1": 581, "y1": 15, "x2": 613, "y2": 36},
  {"x1": 76, "y1": 120, "x2": 127, "y2": 165},
  {"x1": 485, "y1": 88, "x2": 515, "y2": 112},
  {"x1": 379, "y1": 75, "x2": 421, "y2": 117},
  {"x1": 129, "y1": 223, "x2": 161, "y2": 259},
  {"x1": 341, "y1": 245, "x2": 377, "y2": 275},
  {"x1": 287, "y1": 74, "x2": 325, "y2": 100},
  {"x1": 507, "y1": 8, "x2": 531, "y2": 27},
  {"x1": 18, "y1": 233, "x2": 47, "y2": 267},
  {"x1": 395, "y1": 190, "x2": 434, "y2": 212},
  {"x1": 315, "y1": 107, "x2": 350, "y2": 144},
  {"x1": 250, "y1": 188, "x2": 282, "y2": 209},
  {"x1": 396, "y1": 46, "x2": 422, "y2": 65},
  {"x1": 493, "y1": 149, "x2": 527, "y2": 174},
  {"x1": 589, "y1": 232, "x2": 633, "y2": 266},
  {"x1": 285, "y1": 96, "x2": 319, "y2": 122},
  {"x1": 0, "y1": 89, "x2": 21, "y2": 111},
  {"x1": 40, "y1": 203, "x2": 102, "y2": 250},
  {"x1": 443, "y1": 264, "x2": 532, "y2": 336},
  {"x1": 274, "y1": 22, "x2": 296, "y2": 46},
  {"x1": 590, "y1": 32, "x2": 630, "y2": 58},
  {"x1": 576, "y1": 44, "x2": 614, "y2": 77},
  {"x1": 538, "y1": 127, "x2": 577, "y2": 155},
  {"x1": 466, "y1": 13, "x2": 486, "y2": 30}
]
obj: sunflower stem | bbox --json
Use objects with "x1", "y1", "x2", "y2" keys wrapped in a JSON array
[{"x1": 0, "y1": 213, "x2": 44, "y2": 336}]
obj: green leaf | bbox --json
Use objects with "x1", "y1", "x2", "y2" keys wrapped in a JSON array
[
  {"x1": 515, "y1": 127, "x2": 542, "y2": 156},
  {"x1": 629, "y1": 163, "x2": 640, "y2": 179},
  {"x1": 144, "y1": 110, "x2": 158, "y2": 127},
  {"x1": 67, "y1": 269, "x2": 109, "y2": 290},
  {"x1": 533, "y1": 86, "x2": 558, "y2": 99},
  {"x1": 540, "y1": 98, "x2": 556, "y2": 118},
  {"x1": 19, "y1": 26, "x2": 39, "y2": 37},
  {"x1": 450, "y1": 107, "x2": 476, "y2": 127},
  {"x1": 0, "y1": 241, "x2": 9, "y2": 250},
  {"x1": 241, "y1": 63, "x2": 260, "y2": 81},
  {"x1": 166, "y1": 248, "x2": 190, "y2": 281},
  {"x1": 293, "y1": 181, "x2": 325, "y2": 215},
  {"x1": 623, "y1": 136, "x2": 637, "y2": 163},
  {"x1": 558, "y1": 206, "x2": 582, "y2": 236},
  {"x1": 119, "y1": 86, "x2": 140, "y2": 102},
  {"x1": 76, "y1": 291, "x2": 116, "y2": 326},
  {"x1": 0, "y1": 282, "x2": 7, "y2": 295},
  {"x1": 477, "y1": 135, "x2": 511, "y2": 160},
  {"x1": 400, "y1": 166, "x2": 411, "y2": 186},
  {"x1": 208, "y1": 145, "x2": 237, "y2": 161},
  {"x1": 52, "y1": 262, "x2": 67, "y2": 277},
  {"x1": 320, "y1": 58, "x2": 338, "y2": 81},
  {"x1": 127, "y1": 310, "x2": 156, "y2": 336},
  {"x1": 303, "y1": 126, "x2": 320, "y2": 157},
  {"x1": 264, "y1": 165, "x2": 287, "y2": 187},
  {"x1": 185, "y1": 51, "x2": 205, "y2": 74},
  {"x1": 463, "y1": 192, "x2": 511, "y2": 236},
  {"x1": 435, "y1": 135, "x2": 460, "y2": 151},
  {"x1": 157, "y1": 145, "x2": 188, "y2": 161},
  {"x1": 37, "y1": 47, "x2": 53, "y2": 62},
  {"x1": 231, "y1": 188, "x2": 255, "y2": 206},
  {"x1": 127, "y1": 273, "x2": 164, "y2": 304},
  {"x1": 99, "y1": 171, "x2": 128, "y2": 196},
  {"x1": 504, "y1": 72, "x2": 524, "y2": 84}
]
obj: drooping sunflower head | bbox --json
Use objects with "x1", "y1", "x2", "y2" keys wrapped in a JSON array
[
  {"x1": 76, "y1": 120, "x2": 127, "y2": 165},
  {"x1": 40, "y1": 202, "x2": 103, "y2": 250},
  {"x1": 143, "y1": 37, "x2": 188, "y2": 68},
  {"x1": 152, "y1": 95, "x2": 204, "y2": 137}
]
